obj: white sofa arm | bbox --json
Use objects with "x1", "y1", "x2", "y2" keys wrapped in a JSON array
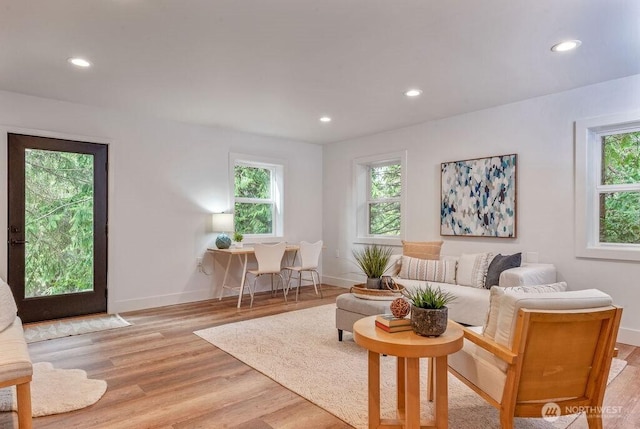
[{"x1": 498, "y1": 263, "x2": 557, "y2": 287}]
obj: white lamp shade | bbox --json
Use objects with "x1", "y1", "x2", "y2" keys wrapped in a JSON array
[{"x1": 212, "y1": 213, "x2": 234, "y2": 232}]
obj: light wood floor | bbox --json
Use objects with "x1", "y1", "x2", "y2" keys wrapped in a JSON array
[{"x1": 1, "y1": 285, "x2": 638, "y2": 429}]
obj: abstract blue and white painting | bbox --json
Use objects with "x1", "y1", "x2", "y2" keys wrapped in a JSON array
[{"x1": 441, "y1": 154, "x2": 517, "y2": 238}]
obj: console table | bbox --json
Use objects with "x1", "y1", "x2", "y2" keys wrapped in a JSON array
[
  {"x1": 207, "y1": 245, "x2": 299, "y2": 308},
  {"x1": 353, "y1": 316, "x2": 463, "y2": 429}
]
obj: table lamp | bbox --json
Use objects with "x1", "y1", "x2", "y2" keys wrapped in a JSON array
[{"x1": 212, "y1": 213, "x2": 234, "y2": 249}]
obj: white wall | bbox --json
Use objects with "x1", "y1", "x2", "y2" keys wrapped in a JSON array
[
  {"x1": 0, "y1": 90, "x2": 323, "y2": 312},
  {"x1": 322, "y1": 74, "x2": 640, "y2": 346}
]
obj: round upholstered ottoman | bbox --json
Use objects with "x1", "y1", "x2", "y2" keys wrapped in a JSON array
[{"x1": 335, "y1": 293, "x2": 391, "y2": 341}]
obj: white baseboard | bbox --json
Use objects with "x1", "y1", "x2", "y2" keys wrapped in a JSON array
[
  {"x1": 321, "y1": 275, "x2": 355, "y2": 289},
  {"x1": 110, "y1": 288, "x2": 212, "y2": 313},
  {"x1": 617, "y1": 327, "x2": 640, "y2": 347}
]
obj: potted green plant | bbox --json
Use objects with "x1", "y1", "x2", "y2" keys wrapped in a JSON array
[
  {"x1": 352, "y1": 244, "x2": 393, "y2": 289},
  {"x1": 402, "y1": 284, "x2": 456, "y2": 336},
  {"x1": 233, "y1": 231, "x2": 244, "y2": 248}
]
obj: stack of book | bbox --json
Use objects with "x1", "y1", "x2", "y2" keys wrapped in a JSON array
[{"x1": 375, "y1": 314, "x2": 412, "y2": 333}]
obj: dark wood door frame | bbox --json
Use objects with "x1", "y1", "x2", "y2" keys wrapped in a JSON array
[{"x1": 7, "y1": 133, "x2": 108, "y2": 322}]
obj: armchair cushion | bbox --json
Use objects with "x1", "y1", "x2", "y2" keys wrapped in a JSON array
[
  {"x1": 494, "y1": 289, "x2": 613, "y2": 348},
  {"x1": 483, "y1": 282, "x2": 568, "y2": 340},
  {"x1": 448, "y1": 326, "x2": 508, "y2": 402}
]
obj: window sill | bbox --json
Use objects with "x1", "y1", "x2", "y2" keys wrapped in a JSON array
[
  {"x1": 354, "y1": 237, "x2": 403, "y2": 247},
  {"x1": 576, "y1": 244, "x2": 640, "y2": 262}
]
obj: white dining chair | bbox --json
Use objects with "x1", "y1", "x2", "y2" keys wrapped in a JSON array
[
  {"x1": 244, "y1": 242, "x2": 287, "y2": 307},
  {"x1": 284, "y1": 240, "x2": 323, "y2": 301}
]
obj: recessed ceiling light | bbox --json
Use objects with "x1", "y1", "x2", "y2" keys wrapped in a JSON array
[
  {"x1": 404, "y1": 89, "x2": 422, "y2": 97},
  {"x1": 68, "y1": 57, "x2": 92, "y2": 68},
  {"x1": 319, "y1": 116, "x2": 332, "y2": 123},
  {"x1": 550, "y1": 40, "x2": 582, "y2": 52}
]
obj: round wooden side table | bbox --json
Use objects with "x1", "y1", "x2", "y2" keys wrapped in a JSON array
[{"x1": 353, "y1": 316, "x2": 463, "y2": 429}]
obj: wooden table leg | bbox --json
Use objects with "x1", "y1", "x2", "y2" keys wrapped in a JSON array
[
  {"x1": 427, "y1": 356, "x2": 434, "y2": 401},
  {"x1": 396, "y1": 357, "x2": 405, "y2": 416},
  {"x1": 236, "y1": 253, "x2": 248, "y2": 308},
  {"x1": 218, "y1": 253, "x2": 233, "y2": 300},
  {"x1": 368, "y1": 350, "x2": 381, "y2": 429},
  {"x1": 434, "y1": 355, "x2": 448, "y2": 428},
  {"x1": 405, "y1": 357, "x2": 420, "y2": 429}
]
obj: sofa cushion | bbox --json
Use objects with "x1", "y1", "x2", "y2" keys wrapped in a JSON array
[
  {"x1": 398, "y1": 256, "x2": 456, "y2": 284},
  {"x1": 483, "y1": 282, "x2": 568, "y2": 339},
  {"x1": 494, "y1": 289, "x2": 613, "y2": 348},
  {"x1": 498, "y1": 263, "x2": 557, "y2": 287},
  {"x1": 456, "y1": 252, "x2": 493, "y2": 288},
  {"x1": 0, "y1": 279, "x2": 18, "y2": 333},
  {"x1": 401, "y1": 240, "x2": 442, "y2": 260},
  {"x1": 484, "y1": 253, "x2": 521, "y2": 289},
  {"x1": 396, "y1": 279, "x2": 490, "y2": 326}
]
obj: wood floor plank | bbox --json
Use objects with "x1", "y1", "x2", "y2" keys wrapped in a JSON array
[{"x1": 0, "y1": 285, "x2": 637, "y2": 429}]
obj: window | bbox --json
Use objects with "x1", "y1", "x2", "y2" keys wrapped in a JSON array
[
  {"x1": 231, "y1": 153, "x2": 284, "y2": 237},
  {"x1": 354, "y1": 151, "x2": 406, "y2": 242},
  {"x1": 599, "y1": 132, "x2": 640, "y2": 244},
  {"x1": 368, "y1": 162, "x2": 401, "y2": 235},
  {"x1": 575, "y1": 112, "x2": 640, "y2": 261}
]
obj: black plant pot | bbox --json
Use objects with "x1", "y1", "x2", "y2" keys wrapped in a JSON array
[{"x1": 410, "y1": 305, "x2": 448, "y2": 337}]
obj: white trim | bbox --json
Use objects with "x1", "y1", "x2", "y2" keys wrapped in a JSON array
[
  {"x1": 575, "y1": 112, "x2": 640, "y2": 261},
  {"x1": 617, "y1": 326, "x2": 640, "y2": 347},
  {"x1": 353, "y1": 150, "x2": 407, "y2": 245}
]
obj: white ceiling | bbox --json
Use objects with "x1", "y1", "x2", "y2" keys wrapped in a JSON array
[{"x1": 0, "y1": 1, "x2": 638, "y2": 144}]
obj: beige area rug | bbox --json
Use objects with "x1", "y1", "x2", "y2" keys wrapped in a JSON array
[
  {"x1": 194, "y1": 304, "x2": 627, "y2": 429},
  {"x1": 0, "y1": 362, "x2": 107, "y2": 417},
  {"x1": 23, "y1": 314, "x2": 130, "y2": 343}
]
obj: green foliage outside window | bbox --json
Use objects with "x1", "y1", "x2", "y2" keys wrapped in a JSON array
[
  {"x1": 599, "y1": 131, "x2": 640, "y2": 244},
  {"x1": 369, "y1": 163, "x2": 401, "y2": 235},
  {"x1": 234, "y1": 164, "x2": 274, "y2": 234},
  {"x1": 25, "y1": 149, "x2": 94, "y2": 297}
]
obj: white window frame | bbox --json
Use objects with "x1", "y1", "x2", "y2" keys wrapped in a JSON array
[
  {"x1": 353, "y1": 151, "x2": 407, "y2": 245},
  {"x1": 575, "y1": 111, "x2": 640, "y2": 261},
  {"x1": 230, "y1": 153, "x2": 284, "y2": 240}
]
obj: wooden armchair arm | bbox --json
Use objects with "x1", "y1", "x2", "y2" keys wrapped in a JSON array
[{"x1": 453, "y1": 322, "x2": 518, "y2": 365}]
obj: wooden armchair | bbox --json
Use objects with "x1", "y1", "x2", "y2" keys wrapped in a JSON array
[{"x1": 447, "y1": 289, "x2": 622, "y2": 429}]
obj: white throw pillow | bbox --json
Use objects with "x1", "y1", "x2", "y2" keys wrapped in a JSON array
[
  {"x1": 483, "y1": 282, "x2": 568, "y2": 339},
  {"x1": 398, "y1": 255, "x2": 456, "y2": 284},
  {"x1": 0, "y1": 279, "x2": 18, "y2": 332},
  {"x1": 456, "y1": 252, "x2": 493, "y2": 288}
]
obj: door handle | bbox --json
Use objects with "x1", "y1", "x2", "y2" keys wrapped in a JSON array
[{"x1": 10, "y1": 239, "x2": 28, "y2": 246}]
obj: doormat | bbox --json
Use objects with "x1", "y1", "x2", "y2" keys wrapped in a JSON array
[{"x1": 23, "y1": 314, "x2": 131, "y2": 343}]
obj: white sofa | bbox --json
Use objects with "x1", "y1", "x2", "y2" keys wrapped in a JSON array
[
  {"x1": 336, "y1": 254, "x2": 557, "y2": 340},
  {"x1": 392, "y1": 262, "x2": 557, "y2": 326}
]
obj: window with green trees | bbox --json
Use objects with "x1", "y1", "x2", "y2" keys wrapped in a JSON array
[
  {"x1": 368, "y1": 162, "x2": 401, "y2": 235},
  {"x1": 25, "y1": 149, "x2": 94, "y2": 297},
  {"x1": 599, "y1": 131, "x2": 640, "y2": 244},
  {"x1": 233, "y1": 161, "x2": 282, "y2": 235}
]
